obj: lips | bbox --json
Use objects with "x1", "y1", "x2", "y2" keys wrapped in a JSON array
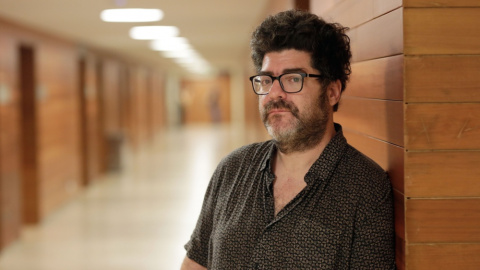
[{"x1": 268, "y1": 108, "x2": 290, "y2": 114}]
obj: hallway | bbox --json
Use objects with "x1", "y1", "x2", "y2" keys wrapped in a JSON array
[{"x1": 0, "y1": 124, "x2": 249, "y2": 270}]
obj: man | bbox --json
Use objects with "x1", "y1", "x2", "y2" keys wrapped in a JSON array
[{"x1": 181, "y1": 9, "x2": 395, "y2": 269}]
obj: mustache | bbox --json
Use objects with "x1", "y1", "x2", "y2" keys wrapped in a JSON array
[{"x1": 263, "y1": 99, "x2": 299, "y2": 117}]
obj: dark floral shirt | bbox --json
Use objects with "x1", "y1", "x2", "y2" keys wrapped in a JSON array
[{"x1": 185, "y1": 124, "x2": 395, "y2": 269}]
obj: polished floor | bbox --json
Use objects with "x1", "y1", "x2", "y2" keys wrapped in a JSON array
[{"x1": 0, "y1": 124, "x2": 253, "y2": 270}]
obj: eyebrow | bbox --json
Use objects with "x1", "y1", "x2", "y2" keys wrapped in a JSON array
[{"x1": 258, "y1": 68, "x2": 307, "y2": 76}]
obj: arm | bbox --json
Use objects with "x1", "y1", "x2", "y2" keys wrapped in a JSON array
[{"x1": 180, "y1": 256, "x2": 207, "y2": 270}]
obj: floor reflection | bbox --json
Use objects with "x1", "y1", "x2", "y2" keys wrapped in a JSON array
[{"x1": 0, "y1": 124, "x2": 251, "y2": 270}]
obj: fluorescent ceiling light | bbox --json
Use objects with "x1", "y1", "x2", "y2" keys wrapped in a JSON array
[
  {"x1": 129, "y1": 26, "x2": 179, "y2": 40},
  {"x1": 150, "y1": 37, "x2": 190, "y2": 51},
  {"x1": 100, "y1": 8, "x2": 163, "y2": 22},
  {"x1": 130, "y1": 26, "x2": 179, "y2": 40}
]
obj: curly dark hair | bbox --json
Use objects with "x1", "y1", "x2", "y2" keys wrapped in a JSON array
[{"x1": 250, "y1": 9, "x2": 351, "y2": 111}]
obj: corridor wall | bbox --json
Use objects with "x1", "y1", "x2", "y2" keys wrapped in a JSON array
[
  {"x1": 0, "y1": 19, "x2": 22, "y2": 251},
  {"x1": 0, "y1": 17, "x2": 166, "y2": 251}
]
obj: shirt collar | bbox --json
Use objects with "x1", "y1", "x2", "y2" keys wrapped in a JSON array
[{"x1": 259, "y1": 123, "x2": 348, "y2": 184}]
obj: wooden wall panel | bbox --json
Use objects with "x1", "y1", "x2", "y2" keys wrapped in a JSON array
[
  {"x1": 347, "y1": 55, "x2": 403, "y2": 100},
  {"x1": 102, "y1": 59, "x2": 122, "y2": 136},
  {"x1": 404, "y1": 0, "x2": 480, "y2": 7},
  {"x1": 349, "y1": 7, "x2": 403, "y2": 62},
  {"x1": 335, "y1": 98, "x2": 404, "y2": 146},
  {"x1": 0, "y1": 25, "x2": 21, "y2": 250},
  {"x1": 405, "y1": 103, "x2": 480, "y2": 150},
  {"x1": 404, "y1": 8, "x2": 480, "y2": 55},
  {"x1": 405, "y1": 151, "x2": 480, "y2": 197},
  {"x1": 150, "y1": 72, "x2": 165, "y2": 135},
  {"x1": 373, "y1": 0, "x2": 402, "y2": 16},
  {"x1": 406, "y1": 199, "x2": 480, "y2": 243},
  {"x1": 407, "y1": 244, "x2": 480, "y2": 270},
  {"x1": 130, "y1": 67, "x2": 148, "y2": 147},
  {"x1": 405, "y1": 55, "x2": 480, "y2": 103},
  {"x1": 311, "y1": 0, "x2": 402, "y2": 28},
  {"x1": 36, "y1": 39, "x2": 82, "y2": 219},
  {"x1": 83, "y1": 55, "x2": 101, "y2": 184},
  {"x1": 181, "y1": 75, "x2": 231, "y2": 124}
]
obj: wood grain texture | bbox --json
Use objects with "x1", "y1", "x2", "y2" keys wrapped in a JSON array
[
  {"x1": 407, "y1": 243, "x2": 480, "y2": 270},
  {"x1": 373, "y1": 0, "x2": 402, "y2": 16},
  {"x1": 404, "y1": 8, "x2": 480, "y2": 55},
  {"x1": 347, "y1": 55, "x2": 403, "y2": 100},
  {"x1": 311, "y1": 0, "x2": 401, "y2": 29},
  {"x1": 349, "y1": 7, "x2": 403, "y2": 62},
  {"x1": 335, "y1": 97, "x2": 404, "y2": 146},
  {"x1": 37, "y1": 40, "x2": 82, "y2": 219},
  {"x1": 0, "y1": 26, "x2": 22, "y2": 249},
  {"x1": 84, "y1": 55, "x2": 101, "y2": 184},
  {"x1": 405, "y1": 55, "x2": 480, "y2": 102},
  {"x1": 405, "y1": 103, "x2": 480, "y2": 150},
  {"x1": 404, "y1": 0, "x2": 480, "y2": 7},
  {"x1": 406, "y1": 198, "x2": 480, "y2": 243},
  {"x1": 405, "y1": 151, "x2": 480, "y2": 197}
]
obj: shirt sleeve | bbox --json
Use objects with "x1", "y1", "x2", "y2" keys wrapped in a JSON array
[
  {"x1": 184, "y1": 161, "x2": 224, "y2": 267},
  {"x1": 350, "y1": 172, "x2": 396, "y2": 269}
]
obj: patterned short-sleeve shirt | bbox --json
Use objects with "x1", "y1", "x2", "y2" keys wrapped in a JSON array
[{"x1": 185, "y1": 124, "x2": 396, "y2": 269}]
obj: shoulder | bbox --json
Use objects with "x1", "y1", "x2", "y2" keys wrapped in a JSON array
[
  {"x1": 338, "y1": 144, "x2": 391, "y2": 197},
  {"x1": 217, "y1": 140, "x2": 273, "y2": 168}
]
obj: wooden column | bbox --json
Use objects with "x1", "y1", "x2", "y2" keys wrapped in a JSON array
[{"x1": 403, "y1": 1, "x2": 480, "y2": 269}]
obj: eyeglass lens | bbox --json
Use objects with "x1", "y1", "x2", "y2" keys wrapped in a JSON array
[{"x1": 252, "y1": 73, "x2": 303, "y2": 94}]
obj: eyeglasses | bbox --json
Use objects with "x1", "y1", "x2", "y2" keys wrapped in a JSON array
[{"x1": 249, "y1": 72, "x2": 322, "y2": 95}]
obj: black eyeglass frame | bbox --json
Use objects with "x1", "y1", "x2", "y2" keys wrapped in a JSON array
[{"x1": 249, "y1": 72, "x2": 323, "y2": 95}]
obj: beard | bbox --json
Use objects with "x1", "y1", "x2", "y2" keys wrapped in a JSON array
[{"x1": 260, "y1": 90, "x2": 330, "y2": 154}]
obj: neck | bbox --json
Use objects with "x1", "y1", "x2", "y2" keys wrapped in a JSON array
[{"x1": 274, "y1": 123, "x2": 336, "y2": 172}]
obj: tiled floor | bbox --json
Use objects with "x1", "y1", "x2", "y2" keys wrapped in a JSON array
[{"x1": 0, "y1": 124, "x2": 251, "y2": 270}]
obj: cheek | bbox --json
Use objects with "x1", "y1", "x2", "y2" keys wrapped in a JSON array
[{"x1": 258, "y1": 96, "x2": 267, "y2": 109}]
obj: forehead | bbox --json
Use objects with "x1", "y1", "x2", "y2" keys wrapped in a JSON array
[{"x1": 261, "y1": 49, "x2": 313, "y2": 73}]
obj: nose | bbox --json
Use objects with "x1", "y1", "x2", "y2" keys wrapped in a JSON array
[{"x1": 268, "y1": 78, "x2": 286, "y2": 99}]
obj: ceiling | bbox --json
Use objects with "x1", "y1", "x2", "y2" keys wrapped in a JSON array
[{"x1": 0, "y1": 0, "x2": 271, "y2": 76}]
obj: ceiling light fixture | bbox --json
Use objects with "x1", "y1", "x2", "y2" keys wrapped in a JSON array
[
  {"x1": 100, "y1": 8, "x2": 163, "y2": 22},
  {"x1": 150, "y1": 37, "x2": 190, "y2": 51},
  {"x1": 129, "y1": 26, "x2": 179, "y2": 40}
]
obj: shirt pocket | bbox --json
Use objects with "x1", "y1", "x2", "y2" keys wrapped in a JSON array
[{"x1": 291, "y1": 218, "x2": 344, "y2": 269}]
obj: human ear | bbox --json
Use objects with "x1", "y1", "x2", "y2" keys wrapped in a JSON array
[{"x1": 327, "y1": 80, "x2": 342, "y2": 107}]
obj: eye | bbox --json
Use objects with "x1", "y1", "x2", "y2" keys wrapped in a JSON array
[
  {"x1": 284, "y1": 74, "x2": 302, "y2": 83},
  {"x1": 258, "y1": 77, "x2": 271, "y2": 86}
]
